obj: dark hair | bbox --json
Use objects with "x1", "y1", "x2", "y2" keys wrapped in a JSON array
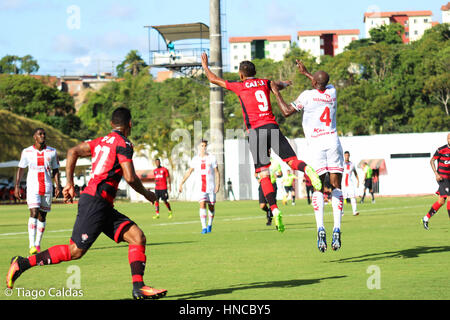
[
  {"x1": 111, "y1": 107, "x2": 132, "y2": 127},
  {"x1": 200, "y1": 139, "x2": 208, "y2": 145},
  {"x1": 344, "y1": 151, "x2": 350, "y2": 155},
  {"x1": 239, "y1": 61, "x2": 256, "y2": 77},
  {"x1": 33, "y1": 128, "x2": 45, "y2": 135}
]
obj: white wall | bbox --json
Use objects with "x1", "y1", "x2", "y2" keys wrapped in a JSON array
[
  {"x1": 408, "y1": 16, "x2": 433, "y2": 42},
  {"x1": 443, "y1": 10, "x2": 450, "y2": 23},
  {"x1": 298, "y1": 36, "x2": 321, "y2": 59}
]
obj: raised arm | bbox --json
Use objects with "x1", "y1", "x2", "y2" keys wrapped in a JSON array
[
  {"x1": 201, "y1": 53, "x2": 227, "y2": 89},
  {"x1": 270, "y1": 81, "x2": 297, "y2": 118},
  {"x1": 296, "y1": 59, "x2": 314, "y2": 83}
]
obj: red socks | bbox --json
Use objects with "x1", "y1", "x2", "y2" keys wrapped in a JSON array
[
  {"x1": 288, "y1": 159, "x2": 307, "y2": 172},
  {"x1": 427, "y1": 201, "x2": 443, "y2": 219},
  {"x1": 260, "y1": 176, "x2": 278, "y2": 211},
  {"x1": 128, "y1": 245, "x2": 146, "y2": 284},
  {"x1": 28, "y1": 244, "x2": 71, "y2": 267}
]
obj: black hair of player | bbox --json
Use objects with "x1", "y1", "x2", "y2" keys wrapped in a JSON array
[
  {"x1": 200, "y1": 139, "x2": 208, "y2": 145},
  {"x1": 33, "y1": 128, "x2": 45, "y2": 135},
  {"x1": 239, "y1": 61, "x2": 256, "y2": 77},
  {"x1": 111, "y1": 107, "x2": 132, "y2": 127},
  {"x1": 344, "y1": 151, "x2": 350, "y2": 155}
]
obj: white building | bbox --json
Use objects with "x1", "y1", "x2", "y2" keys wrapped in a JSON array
[
  {"x1": 229, "y1": 35, "x2": 291, "y2": 72},
  {"x1": 364, "y1": 10, "x2": 434, "y2": 43},
  {"x1": 297, "y1": 29, "x2": 360, "y2": 60},
  {"x1": 442, "y1": 2, "x2": 450, "y2": 23}
]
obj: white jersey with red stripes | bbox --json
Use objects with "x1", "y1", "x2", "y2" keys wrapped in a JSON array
[
  {"x1": 190, "y1": 154, "x2": 217, "y2": 194},
  {"x1": 342, "y1": 161, "x2": 356, "y2": 188},
  {"x1": 18, "y1": 145, "x2": 59, "y2": 196},
  {"x1": 291, "y1": 84, "x2": 340, "y2": 150}
]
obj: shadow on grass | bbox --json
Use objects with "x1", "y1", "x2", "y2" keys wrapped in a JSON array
[
  {"x1": 90, "y1": 241, "x2": 197, "y2": 251},
  {"x1": 330, "y1": 246, "x2": 450, "y2": 263},
  {"x1": 168, "y1": 276, "x2": 346, "y2": 299}
]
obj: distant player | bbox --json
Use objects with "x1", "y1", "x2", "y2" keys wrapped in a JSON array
[
  {"x1": 14, "y1": 128, "x2": 60, "y2": 255},
  {"x1": 282, "y1": 170, "x2": 297, "y2": 206},
  {"x1": 6, "y1": 108, "x2": 167, "y2": 300},
  {"x1": 422, "y1": 133, "x2": 450, "y2": 230},
  {"x1": 342, "y1": 151, "x2": 360, "y2": 216},
  {"x1": 152, "y1": 158, "x2": 173, "y2": 220},
  {"x1": 360, "y1": 162, "x2": 375, "y2": 203},
  {"x1": 303, "y1": 173, "x2": 314, "y2": 205},
  {"x1": 179, "y1": 140, "x2": 220, "y2": 234},
  {"x1": 201, "y1": 53, "x2": 321, "y2": 233},
  {"x1": 271, "y1": 59, "x2": 344, "y2": 252}
]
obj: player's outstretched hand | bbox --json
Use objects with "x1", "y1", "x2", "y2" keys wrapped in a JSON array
[
  {"x1": 296, "y1": 59, "x2": 308, "y2": 74},
  {"x1": 54, "y1": 186, "x2": 61, "y2": 199},
  {"x1": 63, "y1": 184, "x2": 75, "y2": 203},
  {"x1": 14, "y1": 186, "x2": 21, "y2": 200},
  {"x1": 201, "y1": 53, "x2": 209, "y2": 69}
]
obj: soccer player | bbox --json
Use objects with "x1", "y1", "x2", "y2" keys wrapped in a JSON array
[
  {"x1": 6, "y1": 107, "x2": 167, "y2": 300},
  {"x1": 342, "y1": 151, "x2": 360, "y2": 216},
  {"x1": 270, "y1": 59, "x2": 344, "y2": 252},
  {"x1": 282, "y1": 170, "x2": 297, "y2": 206},
  {"x1": 152, "y1": 158, "x2": 173, "y2": 220},
  {"x1": 201, "y1": 53, "x2": 321, "y2": 233},
  {"x1": 361, "y1": 162, "x2": 375, "y2": 204},
  {"x1": 179, "y1": 140, "x2": 220, "y2": 234},
  {"x1": 422, "y1": 133, "x2": 450, "y2": 230},
  {"x1": 227, "y1": 178, "x2": 236, "y2": 201},
  {"x1": 257, "y1": 152, "x2": 282, "y2": 226},
  {"x1": 14, "y1": 128, "x2": 61, "y2": 255},
  {"x1": 303, "y1": 173, "x2": 314, "y2": 205}
]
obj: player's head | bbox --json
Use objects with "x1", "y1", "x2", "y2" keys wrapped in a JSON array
[
  {"x1": 287, "y1": 169, "x2": 291, "y2": 175},
  {"x1": 111, "y1": 107, "x2": 132, "y2": 135},
  {"x1": 312, "y1": 71, "x2": 329, "y2": 89},
  {"x1": 239, "y1": 61, "x2": 256, "y2": 80},
  {"x1": 344, "y1": 151, "x2": 350, "y2": 161},
  {"x1": 33, "y1": 128, "x2": 46, "y2": 146},
  {"x1": 198, "y1": 139, "x2": 208, "y2": 155},
  {"x1": 155, "y1": 158, "x2": 161, "y2": 167}
]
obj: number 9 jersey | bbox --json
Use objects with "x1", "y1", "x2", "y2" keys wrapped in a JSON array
[
  {"x1": 82, "y1": 130, "x2": 134, "y2": 205},
  {"x1": 291, "y1": 84, "x2": 339, "y2": 150},
  {"x1": 226, "y1": 78, "x2": 278, "y2": 130}
]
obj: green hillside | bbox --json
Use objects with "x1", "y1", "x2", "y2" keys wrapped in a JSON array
[{"x1": 0, "y1": 109, "x2": 79, "y2": 162}]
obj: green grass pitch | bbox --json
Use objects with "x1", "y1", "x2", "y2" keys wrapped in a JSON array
[{"x1": 0, "y1": 195, "x2": 449, "y2": 300}]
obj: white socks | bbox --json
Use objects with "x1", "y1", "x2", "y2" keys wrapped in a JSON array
[
  {"x1": 208, "y1": 209, "x2": 215, "y2": 227},
  {"x1": 312, "y1": 191, "x2": 324, "y2": 230},
  {"x1": 350, "y1": 197, "x2": 358, "y2": 215},
  {"x1": 331, "y1": 189, "x2": 343, "y2": 230},
  {"x1": 35, "y1": 220, "x2": 46, "y2": 247},
  {"x1": 199, "y1": 208, "x2": 207, "y2": 229},
  {"x1": 28, "y1": 217, "x2": 37, "y2": 248}
]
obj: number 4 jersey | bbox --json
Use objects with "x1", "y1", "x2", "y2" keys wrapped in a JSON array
[
  {"x1": 291, "y1": 84, "x2": 339, "y2": 150},
  {"x1": 83, "y1": 130, "x2": 133, "y2": 205},
  {"x1": 226, "y1": 78, "x2": 278, "y2": 130}
]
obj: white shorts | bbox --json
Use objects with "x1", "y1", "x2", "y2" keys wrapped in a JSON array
[
  {"x1": 27, "y1": 193, "x2": 52, "y2": 212},
  {"x1": 197, "y1": 191, "x2": 216, "y2": 205},
  {"x1": 342, "y1": 184, "x2": 357, "y2": 198},
  {"x1": 309, "y1": 143, "x2": 344, "y2": 176}
]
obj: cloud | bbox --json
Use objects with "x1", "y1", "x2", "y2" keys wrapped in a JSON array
[{"x1": 53, "y1": 34, "x2": 90, "y2": 55}]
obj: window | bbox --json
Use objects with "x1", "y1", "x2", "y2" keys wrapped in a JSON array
[
  {"x1": 405, "y1": 32, "x2": 409, "y2": 38},
  {"x1": 424, "y1": 18, "x2": 428, "y2": 23},
  {"x1": 303, "y1": 39, "x2": 307, "y2": 43},
  {"x1": 234, "y1": 66, "x2": 238, "y2": 70},
  {"x1": 234, "y1": 56, "x2": 238, "y2": 60},
  {"x1": 282, "y1": 44, "x2": 287, "y2": 48},
  {"x1": 413, "y1": 19, "x2": 417, "y2": 23},
  {"x1": 273, "y1": 43, "x2": 277, "y2": 48},
  {"x1": 244, "y1": 55, "x2": 247, "y2": 59},
  {"x1": 414, "y1": 30, "x2": 418, "y2": 35},
  {"x1": 243, "y1": 44, "x2": 246, "y2": 49}
]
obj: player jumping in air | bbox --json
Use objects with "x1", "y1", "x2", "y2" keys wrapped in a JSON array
[
  {"x1": 6, "y1": 107, "x2": 167, "y2": 300},
  {"x1": 153, "y1": 158, "x2": 173, "y2": 220},
  {"x1": 201, "y1": 53, "x2": 321, "y2": 233},
  {"x1": 179, "y1": 140, "x2": 220, "y2": 234},
  {"x1": 271, "y1": 60, "x2": 344, "y2": 252},
  {"x1": 14, "y1": 128, "x2": 61, "y2": 255},
  {"x1": 422, "y1": 133, "x2": 450, "y2": 230}
]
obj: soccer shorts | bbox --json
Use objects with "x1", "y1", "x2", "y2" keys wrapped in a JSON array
[
  {"x1": 248, "y1": 124, "x2": 297, "y2": 173},
  {"x1": 155, "y1": 189, "x2": 169, "y2": 201},
  {"x1": 71, "y1": 194, "x2": 135, "y2": 250},
  {"x1": 436, "y1": 179, "x2": 450, "y2": 197},
  {"x1": 197, "y1": 191, "x2": 216, "y2": 205},
  {"x1": 342, "y1": 184, "x2": 357, "y2": 198},
  {"x1": 309, "y1": 143, "x2": 344, "y2": 176},
  {"x1": 259, "y1": 183, "x2": 278, "y2": 204},
  {"x1": 27, "y1": 193, "x2": 52, "y2": 212},
  {"x1": 284, "y1": 186, "x2": 294, "y2": 193},
  {"x1": 364, "y1": 178, "x2": 373, "y2": 189}
]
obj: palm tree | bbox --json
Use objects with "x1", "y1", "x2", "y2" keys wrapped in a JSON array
[{"x1": 117, "y1": 50, "x2": 148, "y2": 77}]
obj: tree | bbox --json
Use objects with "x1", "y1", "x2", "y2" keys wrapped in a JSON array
[
  {"x1": 20, "y1": 55, "x2": 40, "y2": 74},
  {"x1": 116, "y1": 50, "x2": 148, "y2": 77},
  {"x1": 0, "y1": 55, "x2": 21, "y2": 74},
  {"x1": 424, "y1": 73, "x2": 450, "y2": 116},
  {"x1": 369, "y1": 23, "x2": 405, "y2": 45}
]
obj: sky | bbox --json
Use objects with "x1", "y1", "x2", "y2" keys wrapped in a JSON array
[{"x1": 0, "y1": 0, "x2": 446, "y2": 75}]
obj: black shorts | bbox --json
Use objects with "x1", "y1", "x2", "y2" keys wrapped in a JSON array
[
  {"x1": 155, "y1": 189, "x2": 169, "y2": 201},
  {"x1": 284, "y1": 186, "x2": 294, "y2": 193},
  {"x1": 436, "y1": 179, "x2": 450, "y2": 197},
  {"x1": 71, "y1": 194, "x2": 135, "y2": 250},
  {"x1": 364, "y1": 178, "x2": 373, "y2": 189},
  {"x1": 248, "y1": 124, "x2": 297, "y2": 173},
  {"x1": 259, "y1": 183, "x2": 277, "y2": 204}
]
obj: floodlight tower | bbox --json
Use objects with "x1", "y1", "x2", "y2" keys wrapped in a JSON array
[{"x1": 209, "y1": 0, "x2": 225, "y2": 200}]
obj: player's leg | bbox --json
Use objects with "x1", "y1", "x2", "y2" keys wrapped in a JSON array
[
  {"x1": 207, "y1": 200, "x2": 215, "y2": 233},
  {"x1": 199, "y1": 199, "x2": 208, "y2": 234},
  {"x1": 291, "y1": 188, "x2": 296, "y2": 205},
  {"x1": 34, "y1": 194, "x2": 52, "y2": 252},
  {"x1": 118, "y1": 217, "x2": 167, "y2": 299},
  {"x1": 312, "y1": 174, "x2": 327, "y2": 252},
  {"x1": 329, "y1": 172, "x2": 343, "y2": 251},
  {"x1": 28, "y1": 207, "x2": 39, "y2": 255},
  {"x1": 153, "y1": 190, "x2": 161, "y2": 219},
  {"x1": 259, "y1": 185, "x2": 272, "y2": 226},
  {"x1": 162, "y1": 190, "x2": 172, "y2": 219},
  {"x1": 422, "y1": 195, "x2": 446, "y2": 230}
]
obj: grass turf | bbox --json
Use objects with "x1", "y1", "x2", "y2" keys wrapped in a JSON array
[{"x1": 0, "y1": 195, "x2": 448, "y2": 300}]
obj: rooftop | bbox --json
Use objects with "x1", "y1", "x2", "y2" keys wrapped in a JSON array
[
  {"x1": 297, "y1": 29, "x2": 360, "y2": 37},
  {"x1": 229, "y1": 35, "x2": 291, "y2": 43}
]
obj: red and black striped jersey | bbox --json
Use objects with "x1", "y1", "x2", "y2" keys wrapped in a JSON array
[
  {"x1": 82, "y1": 130, "x2": 133, "y2": 205},
  {"x1": 433, "y1": 144, "x2": 450, "y2": 180},
  {"x1": 225, "y1": 78, "x2": 278, "y2": 130}
]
